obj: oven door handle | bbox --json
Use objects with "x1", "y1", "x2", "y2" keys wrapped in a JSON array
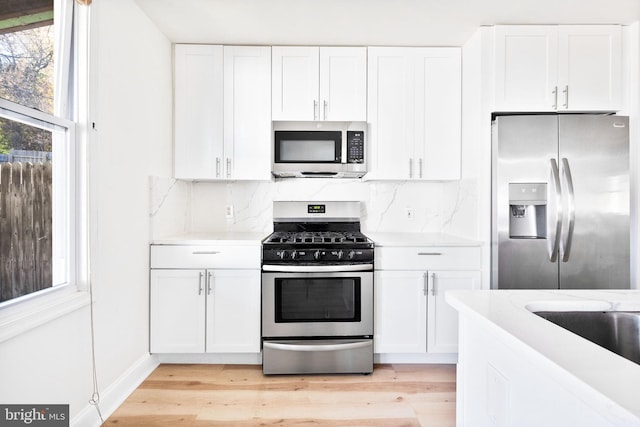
[
  {"x1": 262, "y1": 264, "x2": 374, "y2": 273},
  {"x1": 263, "y1": 340, "x2": 371, "y2": 352}
]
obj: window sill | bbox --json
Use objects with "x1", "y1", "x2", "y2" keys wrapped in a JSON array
[{"x1": 0, "y1": 286, "x2": 90, "y2": 344}]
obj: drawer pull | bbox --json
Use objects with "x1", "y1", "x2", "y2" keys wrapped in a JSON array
[
  {"x1": 417, "y1": 252, "x2": 442, "y2": 256},
  {"x1": 192, "y1": 251, "x2": 221, "y2": 255}
]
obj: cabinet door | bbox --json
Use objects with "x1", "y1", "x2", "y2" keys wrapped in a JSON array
[
  {"x1": 319, "y1": 47, "x2": 367, "y2": 121},
  {"x1": 150, "y1": 269, "x2": 206, "y2": 353},
  {"x1": 493, "y1": 26, "x2": 558, "y2": 112},
  {"x1": 174, "y1": 44, "x2": 224, "y2": 179},
  {"x1": 557, "y1": 26, "x2": 622, "y2": 111},
  {"x1": 374, "y1": 270, "x2": 427, "y2": 353},
  {"x1": 272, "y1": 46, "x2": 319, "y2": 121},
  {"x1": 415, "y1": 48, "x2": 461, "y2": 180},
  {"x1": 206, "y1": 270, "x2": 261, "y2": 353},
  {"x1": 367, "y1": 48, "x2": 415, "y2": 180},
  {"x1": 427, "y1": 270, "x2": 481, "y2": 354},
  {"x1": 223, "y1": 46, "x2": 272, "y2": 180}
]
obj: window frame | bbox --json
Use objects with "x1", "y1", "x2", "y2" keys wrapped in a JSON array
[{"x1": 0, "y1": 0, "x2": 90, "y2": 342}]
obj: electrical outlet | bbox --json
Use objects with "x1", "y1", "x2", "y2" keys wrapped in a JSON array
[
  {"x1": 225, "y1": 204, "x2": 234, "y2": 219},
  {"x1": 405, "y1": 207, "x2": 414, "y2": 220}
]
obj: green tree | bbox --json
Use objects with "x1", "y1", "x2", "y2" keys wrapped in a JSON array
[{"x1": 0, "y1": 26, "x2": 54, "y2": 153}]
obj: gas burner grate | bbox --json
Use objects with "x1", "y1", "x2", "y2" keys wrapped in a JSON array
[{"x1": 264, "y1": 231, "x2": 370, "y2": 246}]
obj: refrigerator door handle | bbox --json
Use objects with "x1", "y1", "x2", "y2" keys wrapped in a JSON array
[
  {"x1": 547, "y1": 159, "x2": 562, "y2": 262},
  {"x1": 560, "y1": 158, "x2": 576, "y2": 262}
]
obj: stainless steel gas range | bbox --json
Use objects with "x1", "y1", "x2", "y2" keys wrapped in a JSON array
[{"x1": 261, "y1": 201, "x2": 374, "y2": 375}]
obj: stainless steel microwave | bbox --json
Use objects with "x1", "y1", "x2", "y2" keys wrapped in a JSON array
[{"x1": 272, "y1": 130, "x2": 366, "y2": 178}]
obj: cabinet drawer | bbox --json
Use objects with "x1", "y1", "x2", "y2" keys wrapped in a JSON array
[
  {"x1": 151, "y1": 245, "x2": 260, "y2": 269},
  {"x1": 375, "y1": 246, "x2": 481, "y2": 270}
]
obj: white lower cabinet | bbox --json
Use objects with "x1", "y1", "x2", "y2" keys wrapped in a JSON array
[
  {"x1": 149, "y1": 244, "x2": 261, "y2": 354},
  {"x1": 426, "y1": 270, "x2": 481, "y2": 353},
  {"x1": 374, "y1": 246, "x2": 481, "y2": 355},
  {"x1": 375, "y1": 270, "x2": 427, "y2": 353}
]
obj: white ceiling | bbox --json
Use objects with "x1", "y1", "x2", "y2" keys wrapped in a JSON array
[{"x1": 133, "y1": 0, "x2": 640, "y2": 46}]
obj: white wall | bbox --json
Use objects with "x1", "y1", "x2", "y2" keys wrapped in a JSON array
[
  {"x1": 0, "y1": 0, "x2": 172, "y2": 424},
  {"x1": 85, "y1": 0, "x2": 173, "y2": 420}
]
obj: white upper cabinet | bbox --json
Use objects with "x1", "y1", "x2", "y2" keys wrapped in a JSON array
[
  {"x1": 557, "y1": 26, "x2": 622, "y2": 111},
  {"x1": 415, "y1": 50, "x2": 462, "y2": 180},
  {"x1": 319, "y1": 47, "x2": 367, "y2": 121},
  {"x1": 223, "y1": 46, "x2": 272, "y2": 180},
  {"x1": 174, "y1": 44, "x2": 224, "y2": 180},
  {"x1": 367, "y1": 47, "x2": 461, "y2": 180},
  {"x1": 272, "y1": 46, "x2": 367, "y2": 121},
  {"x1": 494, "y1": 25, "x2": 622, "y2": 112},
  {"x1": 174, "y1": 44, "x2": 271, "y2": 180}
]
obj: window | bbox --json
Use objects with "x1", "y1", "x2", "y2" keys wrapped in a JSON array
[{"x1": 0, "y1": 0, "x2": 82, "y2": 312}]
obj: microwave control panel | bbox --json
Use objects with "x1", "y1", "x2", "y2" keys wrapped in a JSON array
[{"x1": 346, "y1": 131, "x2": 365, "y2": 164}]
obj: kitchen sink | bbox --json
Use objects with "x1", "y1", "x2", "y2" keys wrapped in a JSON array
[{"x1": 534, "y1": 310, "x2": 640, "y2": 365}]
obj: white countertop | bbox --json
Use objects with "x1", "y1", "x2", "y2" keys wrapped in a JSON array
[
  {"x1": 151, "y1": 232, "x2": 267, "y2": 245},
  {"x1": 366, "y1": 232, "x2": 481, "y2": 247},
  {"x1": 446, "y1": 289, "x2": 640, "y2": 422},
  {"x1": 152, "y1": 231, "x2": 480, "y2": 247}
]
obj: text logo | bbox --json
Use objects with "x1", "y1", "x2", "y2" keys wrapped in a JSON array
[{"x1": 0, "y1": 405, "x2": 69, "y2": 426}]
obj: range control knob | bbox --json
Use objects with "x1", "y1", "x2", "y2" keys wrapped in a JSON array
[
  {"x1": 313, "y1": 250, "x2": 323, "y2": 260},
  {"x1": 290, "y1": 250, "x2": 298, "y2": 260},
  {"x1": 277, "y1": 250, "x2": 288, "y2": 260},
  {"x1": 347, "y1": 250, "x2": 356, "y2": 260},
  {"x1": 337, "y1": 249, "x2": 344, "y2": 260}
]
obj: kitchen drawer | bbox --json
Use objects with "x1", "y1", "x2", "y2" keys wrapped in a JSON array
[
  {"x1": 150, "y1": 244, "x2": 260, "y2": 269},
  {"x1": 375, "y1": 246, "x2": 481, "y2": 271}
]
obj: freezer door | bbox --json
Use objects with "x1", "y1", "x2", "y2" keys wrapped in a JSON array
[
  {"x1": 558, "y1": 115, "x2": 629, "y2": 289},
  {"x1": 492, "y1": 115, "x2": 559, "y2": 289}
]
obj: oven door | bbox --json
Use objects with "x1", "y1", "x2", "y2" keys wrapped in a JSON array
[{"x1": 261, "y1": 269, "x2": 373, "y2": 338}]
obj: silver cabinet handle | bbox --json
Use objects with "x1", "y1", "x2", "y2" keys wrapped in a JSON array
[
  {"x1": 422, "y1": 272, "x2": 428, "y2": 296},
  {"x1": 547, "y1": 159, "x2": 562, "y2": 262},
  {"x1": 560, "y1": 158, "x2": 575, "y2": 262},
  {"x1": 418, "y1": 252, "x2": 442, "y2": 256},
  {"x1": 419, "y1": 158, "x2": 423, "y2": 179},
  {"x1": 409, "y1": 158, "x2": 413, "y2": 178},
  {"x1": 226, "y1": 158, "x2": 231, "y2": 178},
  {"x1": 552, "y1": 86, "x2": 558, "y2": 109},
  {"x1": 215, "y1": 157, "x2": 221, "y2": 178},
  {"x1": 562, "y1": 85, "x2": 568, "y2": 109},
  {"x1": 313, "y1": 100, "x2": 318, "y2": 120},
  {"x1": 207, "y1": 271, "x2": 214, "y2": 295},
  {"x1": 428, "y1": 272, "x2": 435, "y2": 296},
  {"x1": 198, "y1": 272, "x2": 204, "y2": 295},
  {"x1": 323, "y1": 100, "x2": 328, "y2": 120},
  {"x1": 192, "y1": 251, "x2": 220, "y2": 255}
]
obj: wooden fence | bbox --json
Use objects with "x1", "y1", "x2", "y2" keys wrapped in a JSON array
[{"x1": 0, "y1": 162, "x2": 52, "y2": 303}]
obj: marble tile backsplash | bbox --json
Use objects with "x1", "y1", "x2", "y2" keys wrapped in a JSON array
[{"x1": 149, "y1": 176, "x2": 479, "y2": 240}]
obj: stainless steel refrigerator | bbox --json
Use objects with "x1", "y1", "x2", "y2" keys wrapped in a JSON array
[{"x1": 491, "y1": 114, "x2": 630, "y2": 290}]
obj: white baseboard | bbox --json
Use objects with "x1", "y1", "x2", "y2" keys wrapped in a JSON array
[{"x1": 71, "y1": 353, "x2": 159, "y2": 427}]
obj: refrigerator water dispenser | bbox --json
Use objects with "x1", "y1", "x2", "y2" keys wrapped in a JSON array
[{"x1": 509, "y1": 183, "x2": 547, "y2": 239}]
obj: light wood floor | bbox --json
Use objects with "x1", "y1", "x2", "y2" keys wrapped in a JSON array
[{"x1": 105, "y1": 364, "x2": 456, "y2": 426}]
